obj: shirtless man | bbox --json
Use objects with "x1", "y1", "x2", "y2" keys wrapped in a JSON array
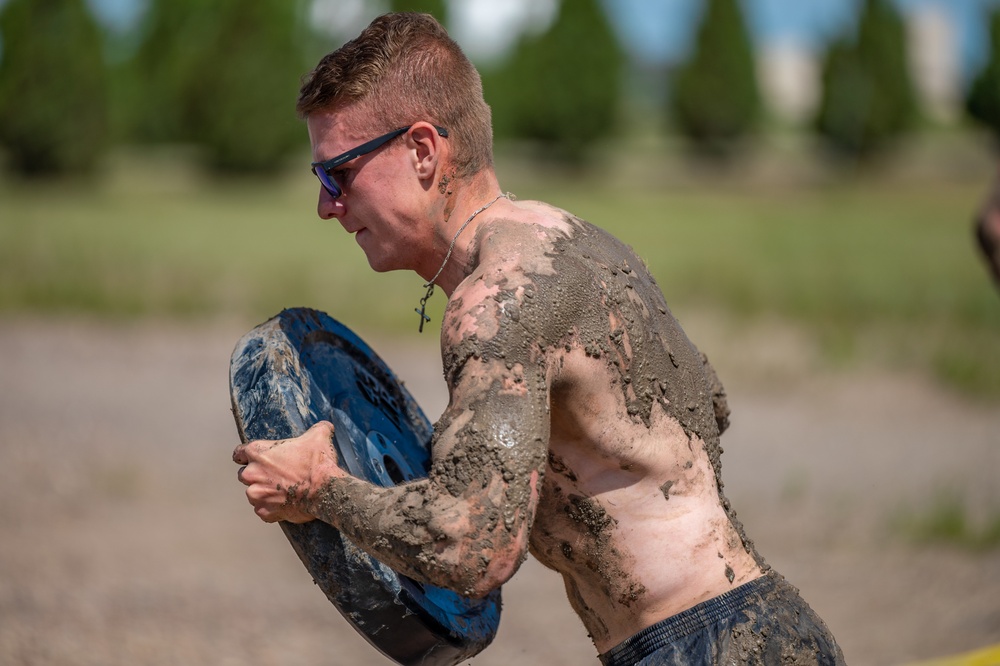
[{"x1": 233, "y1": 13, "x2": 845, "y2": 665}]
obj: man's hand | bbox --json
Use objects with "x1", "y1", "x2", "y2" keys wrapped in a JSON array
[{"x1": 232, "y1": 421, "x2": 341, "y2": 524}]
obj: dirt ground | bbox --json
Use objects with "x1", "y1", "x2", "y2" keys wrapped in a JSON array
[{"x1": 0, "y1": 315, "x2": 997, "y2": 666}]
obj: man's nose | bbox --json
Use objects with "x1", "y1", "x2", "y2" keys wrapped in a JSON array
[{"x1": 317, "y1": 188, "x2": 344, "y2": 220}]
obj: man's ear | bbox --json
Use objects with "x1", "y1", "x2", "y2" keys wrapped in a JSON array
[{"x1": 408, "y1": 122, "x2": 444, "y2": 181}]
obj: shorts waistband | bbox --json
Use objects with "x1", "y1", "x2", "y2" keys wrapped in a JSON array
[{"x1": 599, "y1": 574, "x2": 774, "y2": 666}]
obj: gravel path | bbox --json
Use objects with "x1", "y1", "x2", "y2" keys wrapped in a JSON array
[{"x1": 0, "y1": 317, "x2": 997, "y2": 665}]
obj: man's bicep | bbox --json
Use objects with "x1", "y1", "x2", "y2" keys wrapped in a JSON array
[
  {"x1": 431, "y1": 289, "x2": 550, "y2": 501},
  {"x1": 431, "y1": 353, "x2": 550, "y2": 492}
]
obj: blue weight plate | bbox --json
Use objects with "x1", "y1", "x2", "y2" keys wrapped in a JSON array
[{"x1": 229, "y1": 308, "x2": 502, "y2": 666}]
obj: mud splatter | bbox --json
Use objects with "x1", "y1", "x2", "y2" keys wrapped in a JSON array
[
  {"x1": 547, "y1": 451, "x2": 578, "y2": 482},
  {"x1": 566, "y1": 494, "x2": 616, "y2": 540},
  {"x1": 617, "y1": 582, "x2": 647, "y2": 608},
  {"x1": 437, "y1": 172, "x2": 453, "y2": 195}
]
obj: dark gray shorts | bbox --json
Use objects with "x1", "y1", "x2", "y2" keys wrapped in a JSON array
[{"x1": 599, "y1": 572, "x2": 846, "y2": 666}]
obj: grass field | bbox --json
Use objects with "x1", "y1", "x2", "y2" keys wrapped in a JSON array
[{"x1": 1, "y1": 137, "x2": 998, "y2": 397}]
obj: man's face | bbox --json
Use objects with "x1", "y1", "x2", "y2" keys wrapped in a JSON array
[{"x1": 307, "y1": 108, "x2": 425, "y2": 273}]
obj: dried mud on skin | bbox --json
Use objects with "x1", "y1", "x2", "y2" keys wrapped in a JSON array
[
  {"x1": 435, "y1": 209, "x2": 768, "y2": 640},
  {"x1": 468, "y1": 210, "x2": 762, "y2": 553}
]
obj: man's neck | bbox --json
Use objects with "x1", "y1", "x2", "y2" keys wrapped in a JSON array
[{"x1": 421, "y1": 172, "x2": 504, "y2": 295}]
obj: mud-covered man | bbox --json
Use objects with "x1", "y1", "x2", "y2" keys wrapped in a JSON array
[{"x1": 233, "y1": 13, "x2": 845, "y2": 665}]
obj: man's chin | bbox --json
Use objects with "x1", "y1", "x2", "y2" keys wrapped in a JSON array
[
  {"x1": 360, "y1": 249, "x2": 396, "y2": 273},
  {"x1": 366, "y1": 259, "x2": 394, "y2": 273},
  {"x1": 356, "y1": 233, "x2": 405, "y2": 273}
]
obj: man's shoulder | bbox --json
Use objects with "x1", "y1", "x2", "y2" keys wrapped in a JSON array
[
  {"x1": 473, "y1": 200, "x2": 589, "y2": 268},
  {"x1": 443, "y1": 203, "x2": 581, "y2": 348}
]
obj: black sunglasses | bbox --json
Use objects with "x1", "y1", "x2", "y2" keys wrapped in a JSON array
[{"x1": 310, "y1": 124, "x2": 449, "y2": 199}]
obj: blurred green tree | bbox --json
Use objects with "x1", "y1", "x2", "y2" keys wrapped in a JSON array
[
  {"x1": 129, "y1": 0, "x2": 307, "y2": 173},
  {"x1": 389, "y1": 0, "x2": 448, "y2": 23},
  {"x1": 485, "y1": 0, "x2": 624, "y2": 165},
  {"x1": 0, "y1": 0, "x2": 110, "y2": 175},
  {"x1": 966, "y1": 8, "x2": 1000, "y2": 144},
  {"x1": 814, "y1": 0, "x2": 918, "y2": 162},
  {"x1": 668, "y1": 0, "x2": 761, "y2": 158},
  {"x1": 127, "y1": 0, "x2": 215, "y2": 144}
]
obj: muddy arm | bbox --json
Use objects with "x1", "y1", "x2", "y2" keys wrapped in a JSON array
[{"x1": 307, "y1": 286, "x2": 550, "y2": 598}]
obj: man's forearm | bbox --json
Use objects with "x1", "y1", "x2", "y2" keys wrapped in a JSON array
[{"x1": 308, "y1": 472, "x2": 520, "y2": 597}]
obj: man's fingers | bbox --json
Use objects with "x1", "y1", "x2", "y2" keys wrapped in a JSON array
[
  {"x1": 310, "y1": 420, "x2": 335, "y2": 438},
  {"x1": 251, "y1": 502, "x2": 314, "y2": 524},
  {"x1": 234, "y1": 425, "x2": 334, "y2": 525},
  {"x1": 254, "y1": 505, "x2": 280, "y2": 523},
  {"x1": 250, "y1": 497, "x2": 311, "y2": 524},
  {"x1": 234, "y1": 424, "x2": 332, "y2": 468},
  {"x1": 282, "y1": 510, "x2": 316, "y2": 524},
  {"x1": 239, "y1": 463, "x2": 270, "y2": 488},
  {"x1": 233, "y1": 439, "x2": 273, "y2": 465}
]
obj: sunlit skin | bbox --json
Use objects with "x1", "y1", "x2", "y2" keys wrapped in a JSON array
[{"x1": 233, "y1": 103, "x2": 764, "y2": 651}]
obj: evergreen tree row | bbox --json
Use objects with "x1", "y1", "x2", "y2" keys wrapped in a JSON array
[
  {"x1": 0, "y1": 0, "x2": 308, "y2": 177},
  {"x1": 2, "y1": 0, "x2": 999, "y2": 179}
]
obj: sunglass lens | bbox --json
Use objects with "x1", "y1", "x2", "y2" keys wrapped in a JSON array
[{"x1": 312, "y1": 167, "x2": 341, "y2": 198}]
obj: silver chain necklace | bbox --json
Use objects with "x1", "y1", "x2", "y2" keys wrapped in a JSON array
[{"x1": 415, "y1": 192, "x2": 508, "y2": 333}]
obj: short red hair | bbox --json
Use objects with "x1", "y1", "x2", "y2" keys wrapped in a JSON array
[{"x1": 297, "y1": 13, "x2": 494, "y2": 178}]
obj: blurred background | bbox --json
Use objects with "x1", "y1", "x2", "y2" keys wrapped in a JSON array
[
  {"x1": 1, "y1": 1, "x2": 999, "y2": 665},
  {"x1": 2, "y1": 0, "x2": 1000, "y2": 392}
]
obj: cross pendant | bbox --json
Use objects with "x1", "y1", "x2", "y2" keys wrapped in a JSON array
[
  {"x1": 415, "y1": 283, "x2": 435, "y2": 333},
  {"x1": 415, "y1": 304, "x2": 431, "y2": 333}
]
